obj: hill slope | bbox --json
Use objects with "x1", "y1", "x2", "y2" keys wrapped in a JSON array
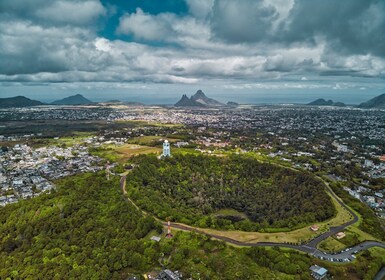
[
  {"x1": 307, "y1": 98, "x2": 345, "y2": 107},
  {"x1": 0, "y1": 173, "x2": 159, "y2": 279},
  {"x1": 0, "y1": 96, "x2": 44, "y2": 108},
  {"x1": 358, "y1": 93, "x2": 385, "y2": 109},
  {"x1": 51, "y1": 94, "x2": 93, "y2": 105},
  {"x1": 127, "y1": 154, "x2": 335, "y2": 231}
]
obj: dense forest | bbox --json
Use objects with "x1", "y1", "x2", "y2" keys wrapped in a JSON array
[
  {"x1": 127, "y1": 154, "x2": 336, "y2": 230},
  {"x1": 0, "y1": 171, "x2": 319, "y2": 279},
  {"x1": 0, "y1": 173, "x2": 161, "y2": 279}
]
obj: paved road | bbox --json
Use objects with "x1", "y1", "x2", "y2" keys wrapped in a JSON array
[
  {"x1": 306, "y1": 183, "x2": 359, "y2": 248},
  {"x1": 121, "y1": 175, "x2": 385, "y2": 264},
  {"x1": 374, "y1": 266, "x2": 385, "y2": 280}
]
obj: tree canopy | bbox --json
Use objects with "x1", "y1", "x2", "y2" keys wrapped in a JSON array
[{"x1": 127, "y1": 154, "x2": 335, "y2": 231}]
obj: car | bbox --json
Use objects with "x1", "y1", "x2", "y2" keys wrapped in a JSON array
[{"x1": 351, "y1": 255, "x2": 356, "y2": 259}]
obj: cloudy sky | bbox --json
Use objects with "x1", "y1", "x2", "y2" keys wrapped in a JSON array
[{"x1": 0, "y1": 0, "x2": 384, "y2": 104}]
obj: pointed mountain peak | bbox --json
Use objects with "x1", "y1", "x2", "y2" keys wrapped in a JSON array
[{"x1": 193, "y1": 90, "x2": 206, "y2": 98}]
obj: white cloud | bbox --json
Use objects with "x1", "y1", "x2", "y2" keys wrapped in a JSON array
[
  {"x1": 116, "y1": 8, "x2": 174, "y2": 41},
  {"x1": 34, "y1": 0, "x2": 106, "y2": 25},
  {"x1": 1, "y1": 0, "x2": 384, "y2": 91},
  {"x1": 186, "y1": 0, "x2": 214, "y2": 18}
]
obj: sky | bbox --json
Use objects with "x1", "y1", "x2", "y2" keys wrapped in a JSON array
[{"x1": 0, "y1": 0, "x2": 385, "y2": 104}]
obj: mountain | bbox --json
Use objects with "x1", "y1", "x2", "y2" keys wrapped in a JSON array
[
  {"x1": 175, "y1": 94, "x2": 201, "y2": 107},
  {"x1": 51, "y1": 94, "x2": 93, "y2": 105},
  {"x1": 227, "y1": 101, "x2": 239, "y2": 107},
  {"x1": 191, "y1": 90, "x2": 224, "y2": 107},
  {"x1": 358, "y1": 93, "x2": 385, "y2": 109},
  {"x1": 0, "y1": 96, "x2": 44, "y2": 108},
  {"x1": 307, "y1": 98, "x2": 345, "y2": 107},
  {"x1": 175, "y1": 90, "x2": 224, "y2": 107}
]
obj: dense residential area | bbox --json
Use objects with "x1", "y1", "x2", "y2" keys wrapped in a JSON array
[{"x1": 0, "y1": 143, "x2": 103, "y2": 206}]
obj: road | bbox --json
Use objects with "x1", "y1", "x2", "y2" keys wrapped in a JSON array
[
  {"x1": 374, "y1": 266, "x2": 385, "y2": 280},
  {"x1": 120, "y1": 175, "x2": 385, "y2": 264}
]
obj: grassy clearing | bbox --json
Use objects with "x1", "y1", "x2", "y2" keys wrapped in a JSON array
[
  {"x1": 128, "y1": 136, "x2": 179, "y2": 146},
  {"x1": 317, "y1": 224, "x2": 380, "y2": 253},
  {"x1": 116, "y1": 120, "x2": 183, "y2": 128},
  {"x1": 49, "y1": 135, "x2": 92, "y2": 146},
  {"x1": 318, "y1": 237, "x2": 349, "y2": 253},
  {"x1": 92, "y1": 144, "x2": 161, "y2": 163},
  {"x1": 212, "y1": 209, "x2": 249, "y2": 220}
]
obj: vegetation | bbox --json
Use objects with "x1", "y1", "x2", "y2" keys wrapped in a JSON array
[
  {"x1": 126, "y1": 154, "x2": 336, "y2": 231},
  {"x1": 0, "y1": 173, "x2": 161, "y2": 279},
  {"x1": 317, "y1": 249, "x2": 385, "y2": 280},
  {"x1": 160, "y1": 231, "x2": 313, "y2": 280},
  {"x1": 330, "y1": 182, "x2": 385, "y2": 241},
  {"x1": 90, "y1": 144, "x2": 161, "y2": 163}
]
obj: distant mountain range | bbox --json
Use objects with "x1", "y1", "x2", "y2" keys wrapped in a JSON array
[
  {"x1": 357, "y1": 93, "x2": 385, "y2": 109},
  {"x1": 0, "y1": 96, "x2": 44, "y2": 108},
  {"x1": 307, "y1": 98, "x2": 346, "y2": 107},
  {"x1": 175, "y1": 90, "x2": 225, "y2": 107},
  {"x1": 1, "y1": 93, "x2": 385, "y2": 109},
  {"x1": 51, "y1": 94, "x2": 93, "y2": 105}
]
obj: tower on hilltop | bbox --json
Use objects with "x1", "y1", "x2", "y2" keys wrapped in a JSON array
[{"x1": 162, "y1": 140, "x2": 171, "y2": 157}]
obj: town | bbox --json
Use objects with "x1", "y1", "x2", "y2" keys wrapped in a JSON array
[{"x1": 0, "y1": 104, "x2": 384, "y2": 280}]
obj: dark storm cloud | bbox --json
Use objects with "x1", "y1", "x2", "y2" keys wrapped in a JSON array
[
  {"x1": 209, "y1": 0, "x2": 385, "y2": 58},
  {"x1": 0, "y1": 0, "x2": 384, "y2": 89},
  {"x1": 284, "y1": 0, "x2": 385, "y2": 57},
  {"x1": 211, "y1": 0, "x2": 278, "y2": 43}
]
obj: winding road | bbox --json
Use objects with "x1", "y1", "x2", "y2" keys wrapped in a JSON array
[{"x1": 120, "y1": 174, "x2": 385, "y2": 265}]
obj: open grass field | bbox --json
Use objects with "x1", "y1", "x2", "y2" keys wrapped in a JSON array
[
  {"x1": 116, "y1": 120, "x2": 183, "y2": 128},
  {"x1": 317, "y1": 237, "x2": 346, "y2": 252},
  {"x1": 128, "y1": 136, "x2": 179, "y2": 146},
  {"x1": 115, "y1": 144, "x2": 161, "y2": 158},
  {"x1": 92, "y1": 143, "x2": 161, "y2": 163}
]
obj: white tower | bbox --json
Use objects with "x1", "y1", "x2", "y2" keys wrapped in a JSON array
[{"x1": 163, "y1": 140, "x2": 171, "y2": 157}]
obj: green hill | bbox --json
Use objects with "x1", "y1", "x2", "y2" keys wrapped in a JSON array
[
  {"x1": 0, "y1": 172, "x2": 315, "y2": 279},
  {"x1": 126, "y1": 154, "x2": 336, "y2": 231},
  {"x1": 358, "y1": 93, "x2": 385, "y2": 108},
  {"x1": 51, "y1": 94, "x2": 93, "y2": 105},
  {"x1": 0, "y1": 173, "x2": 160, "y2": 279},
  {"x1": 0, "y1": 96, "x2": 44, "y2": 108}
]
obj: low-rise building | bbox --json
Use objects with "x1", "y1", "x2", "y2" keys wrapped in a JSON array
[{"x1": 310, "y1": 265, "x2": 328, "y2": 279}]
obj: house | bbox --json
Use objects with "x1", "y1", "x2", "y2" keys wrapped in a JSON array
[
  {"x1": 156, "y1": 269, "x2": 182, "y2": 280},
  {"x1": 336, "y1": 232, "x2": 346, "y2": 239},
  {"x1": 150, "y1": 236, "x2": 161, "y2": 242},
  {"x1": 310, "y1": 225, "x2": 319, "y2": 232},
  {"x1": 310, "y1": 265, "x2": 328, "y2": 279}
]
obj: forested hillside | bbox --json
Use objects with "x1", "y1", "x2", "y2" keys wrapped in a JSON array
[
  {"x1": 0, "y1": 173, "x2": 161, "y2": 279},
  {"x1": 127, "y1": 155, "x2": 336, "y2": 230}
]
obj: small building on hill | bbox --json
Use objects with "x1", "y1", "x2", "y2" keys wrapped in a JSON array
[
  {"x1": 336, "y1": 232, "x2": 346, "y2": 239},
  {"x1": 310, "y1": 265, "x2": 328, "y2": 279},
  {"x1": 310, "y1": 225, "x2": 319, "y2": 231}
]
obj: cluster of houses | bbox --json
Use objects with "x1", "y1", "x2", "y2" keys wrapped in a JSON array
[
  {"x1": 343, "y1": 185, "x2": 385, "y2": 219},
  {"x1": 0, "y1": 143, "x2": 103, "y2": 207}
]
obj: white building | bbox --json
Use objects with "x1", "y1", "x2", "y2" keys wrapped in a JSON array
[{"x1": 162, "y1": 140, "x2": 171, "y2": 157}]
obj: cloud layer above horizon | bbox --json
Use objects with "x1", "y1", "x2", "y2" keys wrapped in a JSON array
[{"x1": 0, "y1": 0, "x2": 384, "y2": 96}]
